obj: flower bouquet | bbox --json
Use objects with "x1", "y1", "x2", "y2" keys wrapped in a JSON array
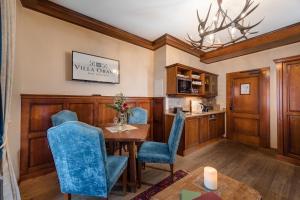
[{"x1": 107, "y1": 93, "x2": 131, "y2": 126}]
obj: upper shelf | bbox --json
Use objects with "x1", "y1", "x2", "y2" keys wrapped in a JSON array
[{"x1": 166, "y1": 63, "x2": 218, "y2": 98}]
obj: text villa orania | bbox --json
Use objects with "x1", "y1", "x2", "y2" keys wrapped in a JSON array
[{"x1": 74, "y1": 60, "x2": 114, "y2": 76}]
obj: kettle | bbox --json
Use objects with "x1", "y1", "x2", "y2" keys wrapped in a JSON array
[{"x1": 200, "y1": 103, "x2": 209, "y2": 112}]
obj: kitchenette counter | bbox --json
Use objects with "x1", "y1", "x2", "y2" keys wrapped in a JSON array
[
  {"x1": 164, "y1": 110, "x2": 225, "y2": 156},
  {"x1": 165, "y1": 110, "x2": 226, "y2": 118}
]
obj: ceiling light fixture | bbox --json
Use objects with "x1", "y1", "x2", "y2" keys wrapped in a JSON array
[{"x1": 187, "y1": 0, "x2": 264, "y2": 51}]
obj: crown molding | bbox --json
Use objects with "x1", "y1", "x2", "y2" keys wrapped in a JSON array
[
  {"x1": 200, "y1": 22, "x2": 300, "y2": 64},
  {"x1": 20, "y1": 0, "x2": 300, "y2": 64},
  {"x1": 20, "y1": 0, "x2": 154, "y2": 50},
  {"x1": 153, "y1": 34, "x2": 203, "y2": 57},
  {"x1": 20, "y1": 0, "x2": 202, "y2": 57}
]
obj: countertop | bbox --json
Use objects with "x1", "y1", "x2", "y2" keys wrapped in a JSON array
[{"x1": 165, "y1": 110, "x2": 226, "y2": 118}]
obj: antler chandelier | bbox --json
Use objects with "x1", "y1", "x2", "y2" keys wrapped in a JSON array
[{"x1": 187, "y1": 0, "x2": 263, "y2": 51}]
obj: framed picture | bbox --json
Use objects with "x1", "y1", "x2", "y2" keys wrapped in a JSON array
[
  {"x1": 72, "y1": 51, "x2": 120, "y2": 84},
  {"x1": 240, "y1": 83, "x2": 250, "y2": 95}
]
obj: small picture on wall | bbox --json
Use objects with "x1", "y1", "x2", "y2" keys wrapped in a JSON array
[
  {"x1": 72, "y1": 51, "x2": 120, "y2": 84},
  {"x1": 240, "y1": 83, "x2": 250, "y2": 95}
]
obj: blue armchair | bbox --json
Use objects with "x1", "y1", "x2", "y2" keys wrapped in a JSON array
[
  {"x1": 137, "y1": 111, "x2": 185, "y2": 184},
  {"x1": 128, "y1": 107, "x2": 148, "y2": 124},
  {"x1": 51, "y1": 110, "x2": 78, "y2": 126},
  {"x1": 47, "y1": 121, "x2": 128, "y2": 199}
]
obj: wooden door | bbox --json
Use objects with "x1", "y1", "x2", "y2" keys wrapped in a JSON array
[
  {"x1": 282, "y1": 60, "x2": 300, "y2": 159},
  {"x1": 226, "y1": 68, "x2": 270, "y2": 147}
]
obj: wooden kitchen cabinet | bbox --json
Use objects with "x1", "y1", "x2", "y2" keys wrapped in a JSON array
[
  {"x1": 199, "y1": 116, "x2": 209, "y2": 143},
  {"x1": 185, "y1": 117, "x2": 200, "y2": 149},
  {"x1": 166, "y1": 63, "x2": 218, "y2": 97},
  {"x1": 164, "y1": 112, "x2": 225, "y2": 156}
]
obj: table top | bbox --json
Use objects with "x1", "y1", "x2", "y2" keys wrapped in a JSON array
[
  {"x1": 99, "y1": 124, "x2": 150, "y2": 142},
  {"x1": 152, "y1": 167, "x2": 262, "y2": 200}
]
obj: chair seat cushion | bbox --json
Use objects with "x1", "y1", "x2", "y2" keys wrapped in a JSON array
[
  {"x1": 137, "y1": 141, "x2": 171, "y2": 164},
  {"x1": 106, "y1": 155, "x2": 128, "y2": 191}
]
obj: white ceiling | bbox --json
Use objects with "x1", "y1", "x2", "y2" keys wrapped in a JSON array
[{"x1": 50, "y1": 0, "x2": 300, "y2": 43}]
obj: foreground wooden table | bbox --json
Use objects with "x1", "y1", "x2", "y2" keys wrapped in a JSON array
[
  {"x1": 153, "y1": 167, "x2": 262, "y2": 200},
  {"x1": 99, "y1": 124, "x2": 150, "y2": 192}
]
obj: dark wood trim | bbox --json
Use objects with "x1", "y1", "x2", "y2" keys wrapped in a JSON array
[
  {"x1": 20, "y1": 1, "x2": 300, "y2": 63},
  {"x1": 19, "y1": 0, "x2": 201, "y2": 56},
  {"x1": 152, "y1": 34, "x2": 203, "y2": 57},
  {"x1": 200, "y1": 23, "x2": 300, "y2": 64},
  {"x1": 277, "y1": 154, "x2": 300, "y2": 166},
  {"x1": 20, "y1": 0, "x2": 153, "y2": 50}
]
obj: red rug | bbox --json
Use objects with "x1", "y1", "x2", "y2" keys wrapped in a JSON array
[{"x1": 131, "y1": 170, "x2": 188, "y2": 200}]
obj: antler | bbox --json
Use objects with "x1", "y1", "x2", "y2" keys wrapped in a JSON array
[{"x1": 187, "y1": 0, "x2": 263, "y2": 51}]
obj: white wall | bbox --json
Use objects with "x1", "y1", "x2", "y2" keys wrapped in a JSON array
[
  {"x1": 10, "y1": 1, "x2": 154, "y2": 179},
  {"x1": 201, "y1": 42, "x2": 300, "y2": 149}
]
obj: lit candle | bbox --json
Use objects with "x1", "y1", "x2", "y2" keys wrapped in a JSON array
[{"x1": 204, "y1": 166, "x2": 218, "y2": 190}]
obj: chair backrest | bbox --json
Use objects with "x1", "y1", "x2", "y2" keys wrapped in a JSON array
[
  {"x1": 47, "y1": 121, "x2": 108, "y2": 198},
  {"x1": 128, "y1": 107, "x2": 148, "y2": 124},
  {"x1": 51, "y1": 110, "x2": 78, "y2": 126},
  {"x1": 167, "y1": 111, "x2": 185, "y2": 163}
]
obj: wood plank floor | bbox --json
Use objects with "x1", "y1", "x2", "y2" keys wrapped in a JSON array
[{"x1": 20, "y1": 140, "x2": 300, "y2": 200}]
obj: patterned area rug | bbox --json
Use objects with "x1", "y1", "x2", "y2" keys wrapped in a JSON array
[{"x1": 131, "y1": 170, "x2": 188, "y2": 200}]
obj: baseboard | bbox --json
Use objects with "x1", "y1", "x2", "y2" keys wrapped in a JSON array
[{"x1": 276, "y1": 154, "x2": 300, "y2": 166}]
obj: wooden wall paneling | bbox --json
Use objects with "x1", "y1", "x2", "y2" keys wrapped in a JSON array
[
  {"x1": 259, "y1": 68, "x2": 270, "y2": 148},
  {"x1": 276, "y1": 62, "x2": 284, "y2": 154},
  {"x1": 152, "y1": 98, "x2": 164, "y2": 142},
  {"x1": 68, "y1": 102, "x2": 95, "y2": 125},
  {"x1": 21, "y1": 97, "x2": 65, "y2": 179},
  {"x1": 20, "y1": 95, "x2": 159, "y2": 181}
]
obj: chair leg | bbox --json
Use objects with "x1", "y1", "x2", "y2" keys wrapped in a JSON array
[
  {"x1": 170, "y1": 164, "x2": 174, "y2": 182},
  {"x1": 119, "y1": 142, "x2": 122, "y2": 155},
  {"x1": 137, "y1": 161, "x2": 142, "y2": 188},
  {"x1": 122, "y1": 165, "x2": 127, "y2": 195},
  {"x1": 64, "y1": 194, "x2": 71, "y2": 200}
]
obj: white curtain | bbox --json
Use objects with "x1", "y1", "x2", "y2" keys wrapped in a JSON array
[{"x1": 1, "y1": 0, "x2": 21, "y2": 199}]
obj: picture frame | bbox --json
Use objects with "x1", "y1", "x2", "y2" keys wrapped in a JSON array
[
  {"x1": 72, "y1": 51, "x2": 120, "y2": 84},
  {"x1": 240, "y1": 83, "x2": 250, "y2": 95}
]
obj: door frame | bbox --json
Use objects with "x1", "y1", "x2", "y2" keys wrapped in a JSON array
[{"x1": 226, "y1": 67, "x2": 270, "y2": 148}]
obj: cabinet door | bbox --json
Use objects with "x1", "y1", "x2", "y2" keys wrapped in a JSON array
[
  {"x1": 217, "y1": 113, "x2": 225, "y2": 137},
  {"x1": 185, "y1": 118, "x2": 199, "y2": 148},
  {"x1": 210, "y1": 75, "x2": 218, "y2": 97},
  {"x1": 209, "y1": 115, "x2": 218, "y2": 139},
  {"x1": 199, "y1": 116, "x2": 209, "y2": 143}
]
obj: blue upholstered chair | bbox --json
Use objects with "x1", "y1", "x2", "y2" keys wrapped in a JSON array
[
  {"x1": 137, "y1": 111, "x2": 185, "y2": 184},
  {"x1": 47, "y1": 121, "x2": 128, "y2": 199},
  {"x1": 128, "y1": 107, "x2": 148, "y2": 124},
  {"x1": 118, "y1": 107, "x2": 148, "y2": 155},
  {"x1": 51, "y1": 110, "x2": 78, "y2": 126}
]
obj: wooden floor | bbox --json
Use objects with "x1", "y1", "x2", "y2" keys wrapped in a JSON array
[{"x1": 20, "y1": 140, "x2": 300, "y2": 200}]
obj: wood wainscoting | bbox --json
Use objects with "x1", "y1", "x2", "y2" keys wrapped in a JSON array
[{"x1": 20, "y1": 94, "x2": 164, "y2": 181}]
